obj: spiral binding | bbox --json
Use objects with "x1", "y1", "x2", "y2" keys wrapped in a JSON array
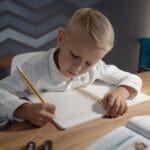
[{"x1": 74, "y1": 87, "x2": 103, "y2": 104}]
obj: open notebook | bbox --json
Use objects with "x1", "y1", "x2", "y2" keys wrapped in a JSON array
[{"x1": 28, "y1": 81, "x2": 150, "y2": 129}]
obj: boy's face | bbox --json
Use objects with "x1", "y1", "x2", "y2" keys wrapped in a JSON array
[{"x1": 56, "y1": 29, "x2": 108, "y2": 78}]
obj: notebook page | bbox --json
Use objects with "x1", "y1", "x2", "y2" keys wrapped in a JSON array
[
  {"x1": 126, "y1": 115, "x2": 150, "y2": 139},
  {"x1": 83, "y1": 81, "x2": 150, "y2": 106},
  {"x1": 28, "y1": 82, "x2": 150, "y2": 129},
  {"x1": 28, "y1": 91, "x2": 106, "y2": 129}
]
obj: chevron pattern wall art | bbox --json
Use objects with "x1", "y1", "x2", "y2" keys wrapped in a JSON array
[
  {"x1": 0, "y1": 0, "x2": 103, "y2": 56},
  {"x1": 0, "y1": 0, "x2": 68, "y2": 57},
  {"x1": 0, "y1": 0, "x2": 103, "y2": 57},
  {"x1": 0, "y1": 0, "x2": 103, "y2": 77}
]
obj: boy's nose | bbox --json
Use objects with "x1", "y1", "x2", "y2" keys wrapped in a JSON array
[
  {"x1": 74, "y1": 65, "x2": 82, "y2": 73},
  {"x1": 72, "y1": 61, "x2": 84, "y2": 74}
]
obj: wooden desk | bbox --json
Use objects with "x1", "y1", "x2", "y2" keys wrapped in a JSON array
[{"x1": 0, "y1": 72, "x2": 150, "y2": 150}]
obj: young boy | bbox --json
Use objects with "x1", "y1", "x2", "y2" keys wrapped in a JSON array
[{"x1": 0, "y1": 8, "x2": 142, "y2": 127}]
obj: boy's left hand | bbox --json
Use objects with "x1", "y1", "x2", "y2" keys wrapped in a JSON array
[{"x1": 102, "y1": 86, "x2": 130, "y2": 117}]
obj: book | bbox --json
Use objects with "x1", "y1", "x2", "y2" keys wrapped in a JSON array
[
  {"x1": 87, "y1": 115, "x2": 150, "y2": 150},
  {"x1": 28, "y1": 81, "x2": 150, "y2": 129}
]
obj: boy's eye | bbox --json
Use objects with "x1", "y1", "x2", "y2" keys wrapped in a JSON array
[
  {"x1": 71, "y1": 52, "x2": 79, "y2": 58},
  {"x1": 86, "y1": 62, "x2": 92, "y2": 66}
]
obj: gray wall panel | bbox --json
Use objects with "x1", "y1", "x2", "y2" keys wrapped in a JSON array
[{"x1": 0, "y1": 0, "x2": 150, "y2": 78}]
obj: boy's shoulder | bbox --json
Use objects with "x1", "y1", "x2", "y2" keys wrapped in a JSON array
[
  {"x1": 23, "y1": 48, "x2": 55, "y2": 66},
  {"x1": 93, "y1": 60, "x2": 106, "y2": 69},
  {"x1": 19, "y1": 48, "x2": 56, "y2": 75}
]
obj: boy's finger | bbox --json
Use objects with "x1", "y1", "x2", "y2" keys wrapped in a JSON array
[
  {"x1": 113, "y1": 100, "x2": 127, "y2": 117},
  {"x1": 106, "y1": 97, "x2": 115, "y2": 117},
  {"x1": 107, "y1": 99, "x2": 120, "y2": 117},
  {"x1": 105, "y1": 95, "x2": 115, "y2": 110},
  {"x1": 42, "y1": 118, "x2": 51, "y2": 125},
  {"x1": 41, "y1": 110, "x2": 55, "y2": 121},
  {"x1": 102, "y1": 96, "x2": 107, "y2": 109},
  {"x1": 118, "y1": 100, "x2": 128, "y2": 115},
  {"x1": 44, "y1": 103, "x2": 56, "y2": 114},
  {"x1": 124, "y1": 102, "x2": 128, "y2": 113},
  {"x1": 113, "y1": 102, "x2": 124, "y2": 117},
  {"x1": 121, "y1": 101, "x2": 128, "y2": 114},
  {"x1": 38, "y1": 116, "x2": 51, "y2": 126}
]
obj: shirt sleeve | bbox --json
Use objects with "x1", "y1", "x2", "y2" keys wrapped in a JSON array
[
  {"x1": 0, "y1": 64, "x2": 32, "y2": 121},
  {"x1": 94, "y1": 60, "x2": 143, "y2": 97},
  {"x1": 0, "y1": 51, "x2": 49, "y2": 121}
]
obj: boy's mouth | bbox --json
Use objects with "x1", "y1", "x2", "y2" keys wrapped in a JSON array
[{"x1": 67, "y1": 70, "x2": 77, "y2": 76}]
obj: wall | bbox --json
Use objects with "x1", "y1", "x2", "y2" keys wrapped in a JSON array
[
  {"x1": 101, "y1": 0, "x2": 150, "y2": 73},
  {"x1": 0, "y1": 0, "x2": 150, "y2": 78},
  {"x1": 0, "y1": 0, "x2": 102, "y2": 78}
]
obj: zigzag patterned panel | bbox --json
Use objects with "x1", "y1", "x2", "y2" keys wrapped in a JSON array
[{"x1": 0, "y1": 0, "x2": 102, "y2": 58}]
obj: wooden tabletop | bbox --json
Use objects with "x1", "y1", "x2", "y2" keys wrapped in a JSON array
[{"x1": 0, "y1": 71, "x2": 150, "y2": 150}]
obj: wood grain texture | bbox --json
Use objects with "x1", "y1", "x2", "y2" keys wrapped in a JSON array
[{"x1": 0, "y1": 72, "x2": 150, "y2": 150}]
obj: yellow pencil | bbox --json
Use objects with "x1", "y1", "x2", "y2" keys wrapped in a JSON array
[{"x1": 17, "y1": 66, "x2": 46, "y2": 103}]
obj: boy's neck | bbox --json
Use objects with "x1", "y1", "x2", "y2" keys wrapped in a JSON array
[
  {"x1": 54, "y1": 48, "x2": 74, "y2": 80},
  {"x1": 54, "y1": 48, "x2": 60, "y2": 70}
]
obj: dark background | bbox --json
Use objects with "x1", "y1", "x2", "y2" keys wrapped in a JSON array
[{"x1": 0, "y1": 0, "x2": 150, "y2": 79}]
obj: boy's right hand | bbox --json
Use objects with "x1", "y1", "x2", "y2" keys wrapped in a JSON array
[{"x1": 14, "y1": 103, "x2": 56, "y2": 127}]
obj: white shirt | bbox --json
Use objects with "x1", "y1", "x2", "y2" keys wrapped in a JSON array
[{"x1": 0, "y1": 48, "x2": 142, "y2": 120}]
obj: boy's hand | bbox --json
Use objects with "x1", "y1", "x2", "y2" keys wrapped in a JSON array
[
  {"x1": 14, "y1": 103, "x2": 56, "y2": 127},
  {"x1": 102, "y1": 86, "x2": 130, "y2": 117}
]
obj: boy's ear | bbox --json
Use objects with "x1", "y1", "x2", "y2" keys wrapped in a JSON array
[{"x1": 57, "y1": 29, "x2": 65, "y2": 48}]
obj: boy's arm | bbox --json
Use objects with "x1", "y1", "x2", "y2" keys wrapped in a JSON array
[
  {"x1": 0, "y1": 74, "x2": 56, "y2": 126},
  {"x1": 0, "y1": 63, "x2": 33, "y2": 121},
  {"x1": 0, "y1": 75, "x2": 30, "y2": 121},
  {"x1": 102, "y1": 84, "x2": 139, "y2": 117},
  {"x1": 102, "y1": 86, "x2": 130, "y2": 117},
  {"x1": 0, "y1": 65, "x2": 56, "y2": 126},
  {"x1": 117, "y1": 85, "x2": 137, "y2": 98},
  {"x1": 95, "y1": 61, "x2": 142, "y2": 117},
  {"x1": 95, "y1": 60, "x2": 143, "y2": 97}
]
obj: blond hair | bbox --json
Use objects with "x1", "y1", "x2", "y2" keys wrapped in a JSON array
[{"x1": 66, "y1": 8, "x2": 114, "y2": 51}]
